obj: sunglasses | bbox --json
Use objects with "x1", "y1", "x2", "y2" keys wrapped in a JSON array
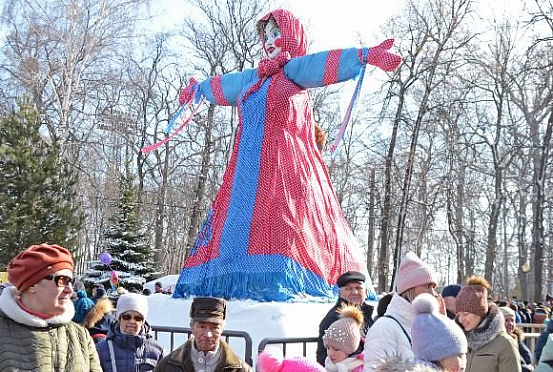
[
  {"x1": 121, "y1": 313, "x2": 144, "y2": 322},
  {"x1": 44, "y1": 275, "x2": 75, "y2": 288}
]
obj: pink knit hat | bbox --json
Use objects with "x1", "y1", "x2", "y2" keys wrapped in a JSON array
[
  {"x1": 396, "y1": 252, "x2": 437, "y2": 294},
  {"x1": 258, "y1": 347, "x2": 325, "y2": 372}
]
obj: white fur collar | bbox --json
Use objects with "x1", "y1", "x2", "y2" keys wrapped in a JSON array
[
  {"x1": 0, "y1": 286, "x2": 75, "y2": 327},
  {"x1": 326, "y1": 356, "x2": 363, "y2": 372}
]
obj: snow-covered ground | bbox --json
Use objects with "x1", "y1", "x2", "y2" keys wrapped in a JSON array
[{"x1": 146, "y1": 293, "x2": 346, "y2": 365}]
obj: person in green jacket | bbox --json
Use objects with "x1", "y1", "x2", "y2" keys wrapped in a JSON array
[
  {"x1": 456, "y1": 276, "x2": 521, "y2": 372},
  {"x1": 0, "y1": 243, "x2": 102, "y2": 371}
]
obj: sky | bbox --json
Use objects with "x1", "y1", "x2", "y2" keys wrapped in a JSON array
[
  {"x1": 153, "y1": 0, "x2": 527, "y2": 52},
  {"x1": 153, "y1": 0, "x2": 402, "y2": 51}
]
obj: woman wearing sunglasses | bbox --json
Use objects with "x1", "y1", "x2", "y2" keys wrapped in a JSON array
[{"x1": 96, "y1": 293, "x2": 165, "y2": 371}]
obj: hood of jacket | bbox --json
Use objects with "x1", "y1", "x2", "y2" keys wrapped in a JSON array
[
  {"x1": 385, "y1": 293, "x2": 415, "y2": 329},
  {"x1": 83, "y1": 297, "x2": 113, "y2": 328}
]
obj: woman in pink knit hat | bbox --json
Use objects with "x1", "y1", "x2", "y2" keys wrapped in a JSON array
[{"x1": 363, "y1": 252, "x2": 438, "y2": 372}]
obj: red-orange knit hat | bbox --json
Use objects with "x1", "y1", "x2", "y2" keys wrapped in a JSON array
[{"x1": 8, "y1": 244, "x2": 74, "y2": 292}]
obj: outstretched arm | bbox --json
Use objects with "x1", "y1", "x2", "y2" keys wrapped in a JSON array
[
  {"x1": 179, "y1": 68, "x2": 258, "y2": 107},
  {"x1": 283, "y1": 39, "x2": 401, "y2": 89}
]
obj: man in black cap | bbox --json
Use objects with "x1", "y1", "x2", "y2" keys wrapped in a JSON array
[
  {"x1": 155, "y1": 297, "x2": 251, "y2": 372},
  {"x1": 316, "y1": 271, "x2": 374, "y2": 365}
]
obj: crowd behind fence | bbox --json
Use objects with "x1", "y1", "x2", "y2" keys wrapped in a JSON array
[{"x1": 152, "y1": 323, "x2": 547, "y2": 368}]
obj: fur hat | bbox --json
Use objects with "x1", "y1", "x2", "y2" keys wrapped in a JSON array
[
  {"x1": 258, "y1": 347, "x2": 325, "y2": 372},
  {"x1": 73, "y1": 290, "x2": 95, "y2": 323},
  {"x1": 8, "y1": 244, "x2": 74, "y2": 292},
  {"x1": 322, "y1": 304, "x2": 363, "y2": 355},
  {"x1": 411, "y1": 293, "x2": 467, "y2": 363},
  {"x1": 116, "y1": 293, "x2": 148, "y2": 320},
  {"x1": 456, "y1": 276, "x2": 489, "y2": 318},
  {"x1": 190, "y1": 297, "x2": 226, "y2": 324},
  {"x1": 396, "y1": 252, "x2": 437, "y2": 294}
]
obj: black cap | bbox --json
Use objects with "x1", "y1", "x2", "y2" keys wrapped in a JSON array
[
  {"x1": 190, "y1": 297, "x2": 226, "y2": 324},
  {"x1": 336, "y1": 271, "x2": 365, "y2": 287}
]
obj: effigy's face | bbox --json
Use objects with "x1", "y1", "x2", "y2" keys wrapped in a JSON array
[{"x1": 263, "y1": 18, "x2": 281, "y2": 59}]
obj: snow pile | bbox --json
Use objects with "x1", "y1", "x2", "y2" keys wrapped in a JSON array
[{"x1": 146, "y1": 294, "x2": 339, "y2": 364}]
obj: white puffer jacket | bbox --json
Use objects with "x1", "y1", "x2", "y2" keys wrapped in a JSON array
[{"x1": 364, "y1": 293, "x2": 415, "y2": 372}]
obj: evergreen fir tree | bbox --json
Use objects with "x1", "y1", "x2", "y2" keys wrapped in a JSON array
[
  {"x1": 81, "y1": 173, "x2": 159, "y2": 292},
  {"x1": 0, "y1": 96, "x2": 83, "y2": 268}
]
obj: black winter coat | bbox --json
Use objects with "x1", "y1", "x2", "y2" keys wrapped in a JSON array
[{"x1": 316, "y1": 298, "x2": 374, "y2": 365}]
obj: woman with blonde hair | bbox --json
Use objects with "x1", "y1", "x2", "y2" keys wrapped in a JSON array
[{"x1": 363, "y1": 252, "x2": 438, "y2": 372}]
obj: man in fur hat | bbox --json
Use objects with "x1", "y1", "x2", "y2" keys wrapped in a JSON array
[{"x1": 155, "y1": 297, "x2": 251, "y2": 372}]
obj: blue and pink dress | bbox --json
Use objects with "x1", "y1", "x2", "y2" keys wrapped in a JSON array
[{"x1": 173, "y1": 9, "x2": 375, "y2": 301}]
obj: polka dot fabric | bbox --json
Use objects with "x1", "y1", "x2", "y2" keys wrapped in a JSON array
[
  {"x1": 364, "y1": 39, "x2": 402, "y2": 72},
  {"x1": 172, "y1": 9, "x2": 400, "y2": 302}
]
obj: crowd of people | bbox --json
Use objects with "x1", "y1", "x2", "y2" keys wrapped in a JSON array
[{"x1": 2, "y1": 243, "x2": 553, "y2": 372}]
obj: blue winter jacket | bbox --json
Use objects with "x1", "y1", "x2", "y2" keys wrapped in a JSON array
[{"x1": 96, "y1": 321, "x2": 165, "y2": 371}]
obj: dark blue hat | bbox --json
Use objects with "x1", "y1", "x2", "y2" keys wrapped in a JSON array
[{"x1": 441, "y1": 284, "x2": 462, "y2": 298}]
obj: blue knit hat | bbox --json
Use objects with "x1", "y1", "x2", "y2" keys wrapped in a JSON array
[
  {"x1": 411, "y1": 293, "x2": 467, "y2": 362},
  {"x1": 73, "y1": 290, "x2": 95, "y2": 323},
  {"x1": 441, "y1": 284, "x2": 462, "y2": 298}
]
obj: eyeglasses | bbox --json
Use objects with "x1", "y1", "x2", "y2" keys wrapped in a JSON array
[
  {"x1": 44, "y1": 275, "x2": 75, "y2": 288},
  {"x1": 121, "y1": 313, "x2": 144, "y2": 322}
]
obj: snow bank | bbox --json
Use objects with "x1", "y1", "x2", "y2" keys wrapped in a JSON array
[{"x1": 146, "y1": 294, "x2": 337, "y2": 364}]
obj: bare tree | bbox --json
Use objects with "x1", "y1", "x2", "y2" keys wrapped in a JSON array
[{"x1": 386, "y1": 0, "x2": 474, "y2": 290}]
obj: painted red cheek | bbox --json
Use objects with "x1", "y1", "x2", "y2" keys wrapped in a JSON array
[{"x1": 274, "y1": 38, "x2": 282, "y2": 47}]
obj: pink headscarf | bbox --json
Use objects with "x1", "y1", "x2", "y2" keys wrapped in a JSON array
[{"x1": 243, "y1": 9, "x2": 308, "y2": 101}]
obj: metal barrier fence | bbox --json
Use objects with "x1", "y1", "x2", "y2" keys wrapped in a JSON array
[
  {"x1": 152, "y1": 322, "x2": 547, "y2": 368},
  {"x1": 519, "y1": 323, "x2": 546, "y2": 356},
  {"x1": 258, "y1": 324, "x2": 548, "y2": 359},
  {"x1": 151, "y1": 325, "x2": 254, "y2": 367},
  {"x1": 258, "y1": 337, "x2": 319, "y2": 357}
]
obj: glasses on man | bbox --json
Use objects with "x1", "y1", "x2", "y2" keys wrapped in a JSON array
[
  {"x1": 44, "y1": 275, "x2": 75, "y2": 288},
  {"x1": 120, "y1": 313, "x2": 145, "y2": 322}
]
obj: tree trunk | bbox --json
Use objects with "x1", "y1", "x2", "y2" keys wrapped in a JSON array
[
  {"x1": 532, "y1": 111, "x2": 553, "y2": 301},
  {"x1": 502, "y1": 202, "x2": 509, "y2": 297},
  {"x1": 184, "y1": 103, "x2": 216, "y2": 262},
  {"x1": 485, "y1": 167, "x2": 502, "y2": 285},
  {"x1": 153, "y1": 141, "x2": 170, "y2": 265},
  {"x1": 366, "y1": 168, "x2": 376, "y2": 276},
  {"x1": 456, "y1": 164, "x2": 466, "y2": 283},
  {"x1": 517, "y1": 192, "x2": 529, "y2": 300},
  {"x1": 379, "y1": 86, "x2": 406, "y2": 293}
]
